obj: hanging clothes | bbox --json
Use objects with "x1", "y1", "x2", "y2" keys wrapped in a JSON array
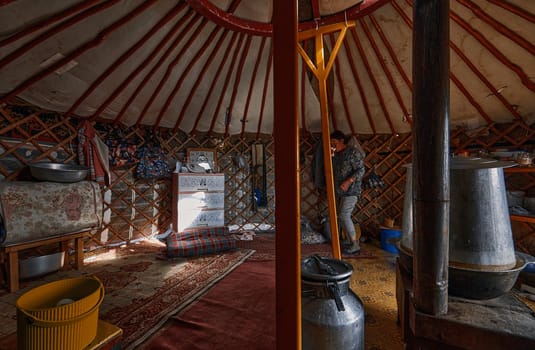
[
  {"x1": 78, "y1": 120, "x2": 111, "y2": 186},
  {"x1": 311, "y1": 138, "x2": 326, "y2": 189}
]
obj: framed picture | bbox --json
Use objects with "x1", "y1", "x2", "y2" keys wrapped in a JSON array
[{"x1": 187, "y1": 148, "x2": 217, "y2": 172}]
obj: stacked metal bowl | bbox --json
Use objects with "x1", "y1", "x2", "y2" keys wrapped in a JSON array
[{"x1": 29, "y1": 162, "x2": 89, "y2": 183}]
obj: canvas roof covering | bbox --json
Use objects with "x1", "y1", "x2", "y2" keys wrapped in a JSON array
[{"x1": 0, "y1": 0, "x2": 534, "y2": 136}]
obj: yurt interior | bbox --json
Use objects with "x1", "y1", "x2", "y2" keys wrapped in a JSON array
[{"x1": 1, "y1": 1, "x2": 535, "y2": 349}]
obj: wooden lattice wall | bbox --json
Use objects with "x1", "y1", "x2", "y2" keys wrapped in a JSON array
[{"x1": 1, "y1": 102, "x2": 534, "y2": 255}]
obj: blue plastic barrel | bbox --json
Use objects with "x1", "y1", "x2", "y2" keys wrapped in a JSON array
[{"x1": 380, "y1": 227, "x2": 402, "y2": 253}]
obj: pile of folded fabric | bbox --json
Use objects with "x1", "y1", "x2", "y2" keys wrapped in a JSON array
[{"x1": 166, "y1": 226, "x2": 236, "y2": 258}]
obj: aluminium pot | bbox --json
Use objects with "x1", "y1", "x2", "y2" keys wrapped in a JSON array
[{"x1": 301, "y1": 255, "x2": 365, "y2": 350}]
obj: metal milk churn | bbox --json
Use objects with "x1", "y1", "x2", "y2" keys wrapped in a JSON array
[{"x1": 301, "y1": 255, "x2": 365, "y2": 350}]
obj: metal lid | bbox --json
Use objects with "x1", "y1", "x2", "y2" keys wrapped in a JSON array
[
  {"x1": 301, "y1": 255, "x2": 353, "y2": 282},
  {"x1": 403, "y1": 157, "x2": 516, "y2": 170},
  {"x1": 450, "y1": 157, "x2": 516, "y2": 170}
]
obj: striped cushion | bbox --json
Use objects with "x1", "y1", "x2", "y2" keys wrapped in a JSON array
[{"x1": 166, "y1": 226, "x2": 236, "y2": 258}]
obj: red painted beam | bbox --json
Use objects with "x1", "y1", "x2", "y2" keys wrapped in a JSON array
[
  {"x1": 458, "y1": 0, "x2": 535, "y2": 57},
  {"x1": 256, "y1": 43, "x2": 273, "y2": 139},
  {"x1": 134, "y1": 17, "x2": 208, "y2": 126},
  {"x1": 0, "y1": 0, "x2": 121, "y2": 70},
  {"x1": 0, "y1": 0, "x2": 157, "y2": 104},
  {"x1": 173, "y1": 28, "x2": 229, "y2": 132},
  {"x1": 311, "y1": 0, "x2": 321, "y2": 20},
  {"x1": 225, "y1": 35, "x2": 252, "y2": 136},
  {"x1": 0, "y1": 0, "x2": 102, "y2": 48},
  {"x1": 227, "y1": 0, "x2": 242, "y2": 14},
  {"x1": 342, "y1": 39, "x2": 376, "y2": 133},
  {"x1": 92, "y1": 5, "x2": 190, "y2": 121},
  {"x1": 350, "y1": 25, "x2": 395, "y2": 133},
  {"x1": 208, "y1": 33, "x2": 246, "y2": 134},
  {"x1": 241, "y1": 36, "x2": 267, "y2": 137},
  {"x1": 329, "y1": 34, "x2": 355, "y2": 135},
  {"x1": 113, "y1": 10, "x2": 197, "y2": 124},
  {"x1": 369, "y1": 14, "x2": 412, "y2": 92},
  {"x1": 449, "y1": 9, "x2": 535, "y2": 93},
  {"x1": 189, "y1": 31, "x2": 240, "y2": 133},
  {"x1": 186, "y1": 0, "x2": 390, "y2": 36},
  {"x1": 154, "y1": 22, "x2": 221, "y2": 129},
  {"x1": 450, "y1": 74, "x2": 493, "y2": 125},
  {"x1": 486, "y1": 0, "x2": 535, "y2": 24},
  {"x1": 68, "y1": 3, "x2": 185, "y2": 118},
  {"x1": 272, "y1": 1, "x2": 301, "y2": 348},
  {"x1": 359, "y1": 18, "x2": 411, "y2": 125},
  {"x1": 395, "y1": 0, "x2": 524, "y2": 123},
  {"x1": 186, "y1": 0, "x2": 271, "y2": 36}
]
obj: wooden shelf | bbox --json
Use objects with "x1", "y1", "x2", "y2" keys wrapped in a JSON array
[{"x1": 510, "y1": 214, "x2": 535, "y2": 224}]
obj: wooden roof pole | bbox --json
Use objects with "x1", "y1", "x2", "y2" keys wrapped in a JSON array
[
  {"x1": 273, "y1": 1, "x2": 300, "y2": 349},
  {"x1": 298, "y1": 22, "x2": 354, "y2": 259}
]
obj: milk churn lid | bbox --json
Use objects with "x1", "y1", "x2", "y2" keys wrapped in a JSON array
[{"x1": 301, "y1": 255, "x2": 353, "y2": 282}]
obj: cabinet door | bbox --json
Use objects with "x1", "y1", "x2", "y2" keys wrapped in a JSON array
[
  {"x1": 177, "y1": 192, "x2": 225, "y2": 210},
  {"x1": 177, "y1": 173, "x2": 225, "y2": 192},
  {"x1": 177, "y1": 209, "x2": 225, "y2": 231}
]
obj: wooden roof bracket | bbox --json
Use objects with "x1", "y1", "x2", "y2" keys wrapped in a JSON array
[{"x1": 297, "y1": 21, "x2": 355, "y2": 259}]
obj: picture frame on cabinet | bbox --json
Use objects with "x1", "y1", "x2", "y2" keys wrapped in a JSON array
[{"x1": 187, "y1": 148, "x2": 217, "y2": 172}]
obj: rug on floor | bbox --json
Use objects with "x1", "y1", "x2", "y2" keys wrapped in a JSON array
[
  {"x1": 235, "y1": 232, "x2": 376, "y2": 261},
  {"x1": 0, "y1": 240, "x2": 254, "y2": 350},
  {"x1": 139, "y1": 241, "x2": 403, "y2": 350}
]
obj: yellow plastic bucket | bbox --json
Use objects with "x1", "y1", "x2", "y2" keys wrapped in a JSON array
[{"x1": 16, "y1": 277, "x2": 104, "y2": 350}]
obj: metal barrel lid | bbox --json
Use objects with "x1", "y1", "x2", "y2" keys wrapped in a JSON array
[
  {"x1": 403, "y1": 157, "x2": 516, "y2": 170},
  {"x1": 301, "y1": 255, "x2": 353, "y2": 282},
  {"x1": 450, "y1": 157, "x2": 516, "y2": 170}
]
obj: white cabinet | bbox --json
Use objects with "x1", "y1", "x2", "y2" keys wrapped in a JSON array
[{"x1": 172, "y1": 173, "x2": 225, "y2": 231}]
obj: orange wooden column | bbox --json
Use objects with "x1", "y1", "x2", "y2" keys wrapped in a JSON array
[
  {"x1": 273, "y1": 1, "x2": 301, "y2": 349},
  {"x1": 298, "y1": 22, "x2": 354, "y2": 259}
]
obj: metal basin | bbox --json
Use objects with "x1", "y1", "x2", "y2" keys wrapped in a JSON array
[
  {"x1": 29, "y1": 162, "x2": 89, "y2": 182},
  {"x1": 398, "y1": 245, "x2": 535, "y2": 300},
  {"x1": 19, "y1": 251, "x2": 65, "y2": 279}
]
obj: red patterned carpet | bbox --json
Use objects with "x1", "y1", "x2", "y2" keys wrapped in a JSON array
[
  {"x1": 141, "y1": 234, "x2": 404, "y2": 350},
  {"x1": 0, "y1": 240, "x2": 254, "y2": 350},
  {"x1": 235, "y1": 232, "x2": 377, "y2": 261},
  {"x1": 0, "y1": 235, "x2": 401, "y2": 350}
]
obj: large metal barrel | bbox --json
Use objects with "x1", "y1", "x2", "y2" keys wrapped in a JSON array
[
  {"x1": 399, "y1": 157, "x2": 526, "y2": 299},
  {"x1": 301, "y1": 255, "x2": 365, "y2": 350},
  {"x1": 449, "y1": 158, "x2": 516, "y2": 270}
]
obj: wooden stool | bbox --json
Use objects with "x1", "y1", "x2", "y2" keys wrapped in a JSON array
[
  {"x1": 0, "y1": 231, "x2": 89, "y2": 292},
  {"x1": 86, "y1": 320, "x2": 123, "y2": 350}
]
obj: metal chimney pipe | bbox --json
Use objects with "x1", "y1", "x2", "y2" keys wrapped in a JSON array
[{"x1": 412, "y1": 0, "x2": 450, "y2": 315}]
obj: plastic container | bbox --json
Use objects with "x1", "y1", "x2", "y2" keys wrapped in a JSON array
[
  {"x1": 380, "y1": 227, "x2": 402, "y2": 253},
  {"x1": 16, "y1": 277, "x2": 104, "y2": 350}
]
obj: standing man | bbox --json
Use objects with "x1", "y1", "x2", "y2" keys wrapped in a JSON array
[{"x1": 330, "y1": 130, "x2": 366, "y2": 254}]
